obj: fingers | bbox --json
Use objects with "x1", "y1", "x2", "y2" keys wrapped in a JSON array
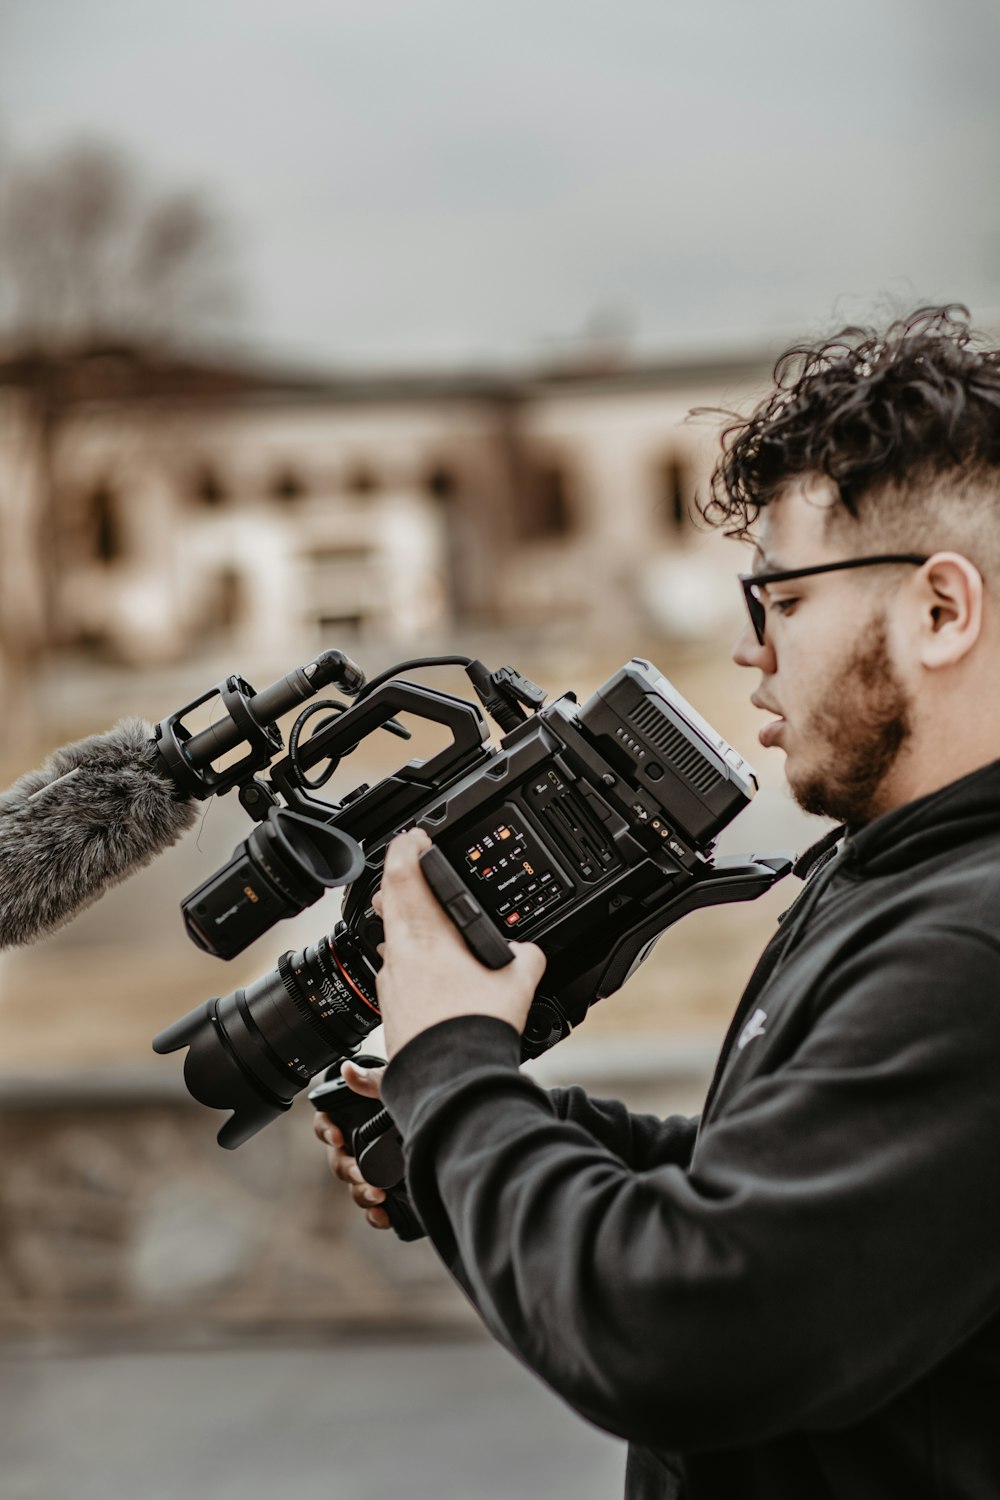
[
  {"x1": 315, "y1": 1120, "x2": 383, "y2": 1195},
  {"x1": 312, "y1": 1118, "x2": 363, "y2": 1186},
  {"x1": 381, "y1": 828, "x2": 451, "y2": 937},
  {"x1": 510, "y1": 940, "x2": 547, "y2": 989},
  {"x1": 380, "y1": 834, "x2": 545, "y2": 980},
  {"x1": 336, "y1": 1154, "x2": 391, "y2": 1230},
  {"x1": 340, "y1": 1060, "x2": 385, "y2": 1099},
  {"x1": 337, "y1": 1158, "x2": 391, "y2": 1229},
  {"x1": 382, "y1": 827, "x2": 430, "y2": 883},
  {"x1": 386, "y1": 825, "x2": 431, "y2": 860},
  {"x1": 349, "y1": 1180, "x2": 386, "y2": 1209},
  {"x1": 313, "y1": 1111, "x2": 344, "y2": 1148},
  {"x1": 328, "y1": 1148, "x2": 361, "y2": 1186},
  {"x1": 322, "y1": 1137, "x2": 389, "y2": 1205},
  {"x1": 314, "y1": 1108, "x2": 392, "y2": 1231}
]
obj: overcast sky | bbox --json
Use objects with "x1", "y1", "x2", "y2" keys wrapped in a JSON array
[{"x1": 2, "y1": 0, "x2": 1000, "y2": 369}]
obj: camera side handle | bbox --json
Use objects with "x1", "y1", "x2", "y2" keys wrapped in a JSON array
[
  {"x1": 308, "y1": 1063, "x2": 425, "y2": 1242},
  {"x1": 418, "y1": 844, "x2": 516, "y2": 970}
]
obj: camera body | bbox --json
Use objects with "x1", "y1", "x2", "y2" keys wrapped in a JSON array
[
  {"x1": 153, "y1": 654, "x2": 789, "y2": 1147},
  {"x1": 344, "y1": 659, "x2": 764, "y2": 1056}
]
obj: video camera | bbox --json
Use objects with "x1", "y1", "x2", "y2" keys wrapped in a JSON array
[{"x1": 152, "y1": 649, "x2": 789, "y2": 1157}]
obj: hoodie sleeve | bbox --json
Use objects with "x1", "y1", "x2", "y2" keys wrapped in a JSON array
[
  {"x1": 380, "y1": 925, "x2": 1000, "y2": 1453},
  {"x1": 547, "y1": 1084, "x2": 698, "y2": 1170}
]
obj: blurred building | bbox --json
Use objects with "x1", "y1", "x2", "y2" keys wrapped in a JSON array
[
  {"x1": 0, "y1": 345, "x2": 813, "y2": 1349},
  {"x1": 0, "y1": 346, "x2": 771, "y2": 679}
]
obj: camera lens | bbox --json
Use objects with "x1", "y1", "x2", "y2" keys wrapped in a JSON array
[
  {"x1": 277, "y1": 926, "x2": 381, "y2": 1052},
  {"x1": 153, "y1": 922, "x2": 381, "y2": 1147}
]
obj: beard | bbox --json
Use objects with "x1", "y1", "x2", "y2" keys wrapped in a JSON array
[{"x1": 788, "y1": 613, "x2": 913, "y2": 826}]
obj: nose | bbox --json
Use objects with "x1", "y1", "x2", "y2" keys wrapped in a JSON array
[{"x1": 732, "y1": 621, "x2": 775, "y2": 672}]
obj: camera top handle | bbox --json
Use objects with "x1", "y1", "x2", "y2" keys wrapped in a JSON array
[{"x1": 272, "y1": 679, "x2": 493, "y2": 842}]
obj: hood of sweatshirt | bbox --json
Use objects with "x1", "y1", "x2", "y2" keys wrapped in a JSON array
[{"x1": 818, "y1": 757, "x2": 1000, "y2": 880}]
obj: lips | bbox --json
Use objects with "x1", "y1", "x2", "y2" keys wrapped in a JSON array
[{"x1": 751, "y1": 695, "x2": 786, "y2": 748}]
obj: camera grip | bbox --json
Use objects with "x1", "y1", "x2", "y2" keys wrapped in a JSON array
[
  {"x1": 309, "y1": 1063, "x2": 424, "y2": 1242},
  {"x1": 419, "y1": 843, "x2": 515, "y2": 970}
]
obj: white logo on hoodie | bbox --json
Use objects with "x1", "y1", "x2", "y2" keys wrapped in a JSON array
[{"x1": 737, "y1": 1008, "x2": 768, "y2": 1051}]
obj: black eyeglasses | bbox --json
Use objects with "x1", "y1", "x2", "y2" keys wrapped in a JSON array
[{"x1": 739, "y1": 553, "x2": 929, "y2": 645}]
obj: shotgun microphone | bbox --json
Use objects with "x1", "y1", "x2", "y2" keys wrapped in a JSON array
[
  {"x1": 0, "y1": 717, "x2": 197, "y2": 947},
  {"x1": 0, "y1": 649, "x2": 368, "y2": 948}
]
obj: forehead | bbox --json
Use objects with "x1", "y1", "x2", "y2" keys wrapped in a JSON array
[{"x1": 755, "y1": 476, "x2": 842, "y2": 567}]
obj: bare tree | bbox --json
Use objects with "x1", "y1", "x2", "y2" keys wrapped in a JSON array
[
  {"x1": 0, "y1": 139, "x2": 237, "y2": 354},
  {"x1": 0, "y1": 139, "x2": 242, "y2": 656}
]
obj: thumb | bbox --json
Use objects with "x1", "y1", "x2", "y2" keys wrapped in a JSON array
[
  {"x1": 510, "y1": 941, "x2": 547, "y2": 990},
  {"x1": 341, "y1": 1060, "x2": 385, "y2": 1099}
]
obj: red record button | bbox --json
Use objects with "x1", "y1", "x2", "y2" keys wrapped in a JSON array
[{"x1": 505, "y1": 911, "x2": 521, "y2": 926}]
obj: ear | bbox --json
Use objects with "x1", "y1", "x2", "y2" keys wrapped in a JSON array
[{"x1": 911, "y1": 552, "x2": 983, "y2": 669}]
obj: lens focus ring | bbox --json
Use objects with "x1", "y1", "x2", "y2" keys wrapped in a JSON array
[{"x1": 279, "y1": 936, "x2": 379, "y2": 1052}]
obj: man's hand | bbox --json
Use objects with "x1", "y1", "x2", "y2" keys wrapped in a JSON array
[
  {"x1": 313, "y1": 1060, "x2": 391, "y2": 1230},
  {"x1": 376, "y1": 827, "x2": 547, "y2": 1059}
]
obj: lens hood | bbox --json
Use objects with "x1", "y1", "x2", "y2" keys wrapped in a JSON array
[{"x1": 152, "y1": 997, "x2": 294, "y2": 1149}]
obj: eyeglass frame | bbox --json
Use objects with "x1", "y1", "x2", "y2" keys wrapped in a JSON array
[{"x1": 738, "y1": 553, "x2": 930, "y2": 646}]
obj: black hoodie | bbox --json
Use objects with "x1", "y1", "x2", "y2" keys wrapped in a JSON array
[{"x1": 382, "y1": 759, "x2": 1000, "y2": 1499}]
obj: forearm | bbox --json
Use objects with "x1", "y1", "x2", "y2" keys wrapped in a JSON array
[
  {"x1": 382, "y1": 1016, "x2": 753, "y2": 1447},
  {"x1": 382, "y1": 981, "x2": 1000, "y2": 1453},
  {"x1": 548, "y1": 1084, "x2": 699, "y2": 1171}
]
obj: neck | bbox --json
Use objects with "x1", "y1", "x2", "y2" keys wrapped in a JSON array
[{"x1": 878, "y1": 700, "x2": 1000, "y2": 817}]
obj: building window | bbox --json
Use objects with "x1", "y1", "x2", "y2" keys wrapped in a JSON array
[
  {"x1": 193, "y1": 464, "x2": 227, "y2": 507},
  {"x1": 213, "y1": 566, "x2": 245, "y2": 631},
  {"x1": 270, "y1": 466, "x2": 306, "y2": 502},
  {"x1": 89, "y1": 482, "x2": 122, "y2": 562},
  {"x1": 425, "y1": 464, "x2": 459, "y2": 501},
  {"x1": 344, "y1": 464, "x2": 379, "y2": 496},
  {"x1": 526, "y1": 462, "x2": 574, "y2": 539},
  {"x1": 318, "y1": 613, "x2": 363, "y2": 636},
  {"x1": 659, "y1": 456, "x2": 690, "y2": 535}
]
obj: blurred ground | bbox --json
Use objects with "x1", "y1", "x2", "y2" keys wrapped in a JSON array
[{"x1": 0, "y1": 1333, "x2": 627, "y2": 1500}]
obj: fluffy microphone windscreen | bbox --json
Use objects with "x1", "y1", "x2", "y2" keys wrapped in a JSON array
[{"x1": 0, "y1": 718, "x2": 198, "y2": 947}]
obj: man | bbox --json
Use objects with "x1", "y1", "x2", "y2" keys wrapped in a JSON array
[{"x1": 316, "y1": 305, "x2": 1000, "y2": 1497}]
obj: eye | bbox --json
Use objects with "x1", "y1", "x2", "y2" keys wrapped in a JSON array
[{"x1": 772, "y1": 597, "x2": 799, "y2": 616}]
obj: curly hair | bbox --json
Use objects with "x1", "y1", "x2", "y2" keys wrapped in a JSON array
[{"x1": 700, "y1": 305, "x2": 1000, "y2": 549}]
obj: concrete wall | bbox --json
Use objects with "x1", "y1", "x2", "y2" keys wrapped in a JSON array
[{"x1": 0, "y1": 1050, "x2": 712, "y2": 1348}]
